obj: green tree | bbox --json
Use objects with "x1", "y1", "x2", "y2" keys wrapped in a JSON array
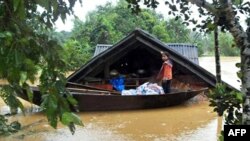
[
  {"x1": 219, "y1": 32, "x2": 240, "y2": 56},
  {"x1": 0, "y1": 0, "x2": 83, "y2": 135},
  {"x1": 71, "y1": 1, "x2": 170, "y2": 47},
  {"x1": 53, "y1": 30, "x2": 72, "y2": 44},
  {"x1": 64, "y1": 39, "x2": 92, "y2": 70},
  {"x1": 198, "y1": 32, "x2": 240, "y2": 56},
  {"x1": 67, "y1": 0, "x2": 194, "y2": 69},
  {"x1": 164, "y1": 18, "x2": 191, "y2": 43}
]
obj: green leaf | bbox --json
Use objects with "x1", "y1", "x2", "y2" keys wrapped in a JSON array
[
  {"x1": 16, "y1": 0, "x2": 25, "y2": 19},
  {"x1": 235, "y1": 63, "x2": 241, "y2": 68},
  {"x1": 61, "y1": 112, "x2": 83, "y2": 126},
  {"x1": 41, "y1": 94, "x2": 59, "y2": 128},
  {"x1": 207, "y1": 23, "x2": 216, "y2": 30},
  {"x1": 67, "y1": 95, "x2": 78, "y2": 106},
  {"x1": 237, "y1": 71, "x2": 243, "y2": 79},
  {"x1": 233, "y1": 0, "x2": 243, "y2": 5},
  {"x1": 0, "y1": 31, "x2": 12, "y2": 38},
  {"x1": 23, "y1": 83, "x2": 33, "y2": 103},
  {"x1": 236, "y1": 93, "x2": 243, "y2": 101},
  {"x1": 19, "y1": 72, "x2": 27, "y2": 85},
  {"x1": 41, "y1": 94, "x2": 58, "y2": 115},
  {"x1": 48, "y1": 95, "x2": 58, "y2": 112},
  {"x1": 14, "y1": 49, "x2": 21, "y2": 67},
  {"x1": 48, "y1": 114, "x2": 58, "y2": 128},
  {"x1": 13, "y1": 0, "x2": 21, "y2": 12}
]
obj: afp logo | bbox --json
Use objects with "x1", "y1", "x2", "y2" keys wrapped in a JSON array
[{"x1": 224, "y1": 125, "x2": 250, "y2": 141}]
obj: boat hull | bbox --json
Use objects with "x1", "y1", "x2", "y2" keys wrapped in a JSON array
[
  {"x1": 74, "y1": 90, "x2": 203, "y2": 111},
  {"x1": 18, "y1": 88, "x2": 206, "y2": 111}
]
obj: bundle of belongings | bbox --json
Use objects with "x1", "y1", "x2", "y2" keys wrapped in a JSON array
[{"x1": 121, "y1": 82, "x2": 164, "y2": 95}]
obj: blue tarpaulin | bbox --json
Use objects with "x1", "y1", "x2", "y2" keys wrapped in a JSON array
[{"x1": 110, "y1": 76, "x2": 124, "y2": 91}]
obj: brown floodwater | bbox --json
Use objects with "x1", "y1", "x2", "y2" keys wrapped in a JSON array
[
  {"x1": 199, "y1": 56, "x2": 241, "y2": 89},
  {"x1": 0, "y1": 99, "x2": 217, "y2": 141},
  {"x1": 0, "y1": 57, "x2": 240, "y2": 141}
]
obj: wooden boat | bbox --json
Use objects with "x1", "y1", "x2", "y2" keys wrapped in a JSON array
[
  {"x1": 71, "y1": 88, "x2": 207, "y2": 111},
  {"x1": 18, "y1": 82, "x2": 208, "y2": 111}
]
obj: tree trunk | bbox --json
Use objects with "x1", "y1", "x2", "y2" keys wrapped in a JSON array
[
  {"x1": 242, "y1": 26, "x2": 250, "y2": 125},
  {"x1": 214, "y1": 26, "x2": 221, "y2": 83},
  {"x1": 223, "y1": 12, "x2": 250, "y2": 124}
]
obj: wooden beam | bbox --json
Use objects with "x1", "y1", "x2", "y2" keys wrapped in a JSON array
[
  {"x1": 104, "y1": 61, "x2": 110, "y2": 79},
  {"x1": 67, "y1": 87, "x2": 121, "y2": 95}
]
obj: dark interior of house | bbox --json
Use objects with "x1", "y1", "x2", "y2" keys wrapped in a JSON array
[
  {"x1": 94, "y1": 46, "x2": 192, "y2": 79},
  {"x1": 108, "y1": 47, "x2": 162, "y2": 78}
]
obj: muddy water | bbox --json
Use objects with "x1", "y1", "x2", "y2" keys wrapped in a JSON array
[
  {"x1": 0, "y1": 57, "x2": 239, "y2": 141},
  {"x1": 0, "y1": 100, "x2": 217, "y2": 141},
  {"x1": 199, "y1": 56, "x2": 241, "y2": 89}
]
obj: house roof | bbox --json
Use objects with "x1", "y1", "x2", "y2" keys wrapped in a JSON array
[
  {"x1": 93, "y1": 43, "x2": 199, "y2": 64},
  {"x1": 67, "y1": 28, "x2": 236, "y2": 90}
]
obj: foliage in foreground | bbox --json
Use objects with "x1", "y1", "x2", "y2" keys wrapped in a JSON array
[
  {"x1": 0, "y1": 115, "x2": 21, "y2": 136},
  {"x1": 0, "y1": 0, "x2": 83, "y2": 135},
  {"x1": 208, "y1": 83, "x2": 243, "y2": 140},
  {"x1": 209, "y1": 84, "x2": 243, "y2": 125}
]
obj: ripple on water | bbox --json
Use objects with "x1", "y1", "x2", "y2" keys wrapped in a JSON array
[{"x1": 44, "y1": 124, "x2": 132, "y2": 141}]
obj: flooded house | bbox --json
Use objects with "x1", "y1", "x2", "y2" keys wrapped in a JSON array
[
  {"x1": 67, "y1": 28, "x2": 217, "y2": 91},
  {"x1": 18, "y1": 29, "x2": 237, "y2": 111}
]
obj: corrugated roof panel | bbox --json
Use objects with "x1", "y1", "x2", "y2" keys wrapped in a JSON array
[
  {"x1": 93, "y1": 44, "x2": 112, "y2": 57},
  {"x1": 93, "y1": 43, "x2": 199, "y2": 64},
  {"x1": 166, "y1": 43, "x2": 199, "y2": 64}
]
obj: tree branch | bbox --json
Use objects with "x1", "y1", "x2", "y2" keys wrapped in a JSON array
[
  {"x1": 187, "y1": 0, "x2": 247, "y2": 49},
  {"x1": 187, "y1": 0, "x2": 217, "y2": 14}
]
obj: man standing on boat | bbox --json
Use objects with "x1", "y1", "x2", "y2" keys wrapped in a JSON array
[{"x1": 157, "y1": 51, "x2": 173, "y2": 94}]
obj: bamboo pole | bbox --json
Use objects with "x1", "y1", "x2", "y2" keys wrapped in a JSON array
[{"x1": 67, "y1": 87, "x2": 121, "y2": 95}]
